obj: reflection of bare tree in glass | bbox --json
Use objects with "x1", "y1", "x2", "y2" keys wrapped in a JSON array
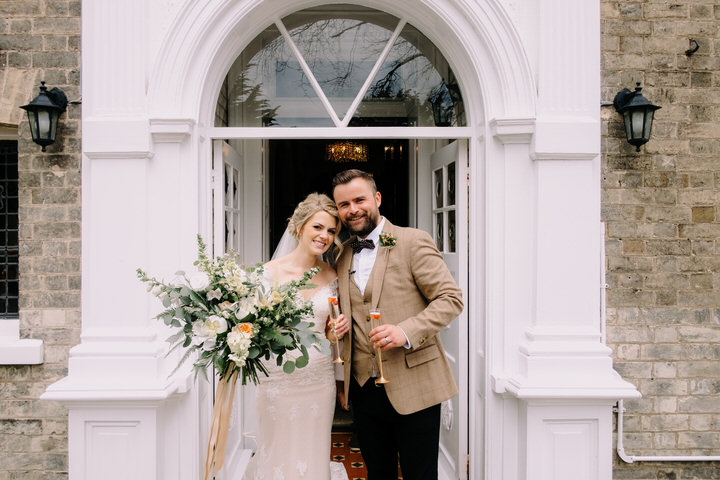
[
  {"x1": 288, "y1": 20, "x2": 387, "y2": 95},
  {"x1": 222, "y1": 13, "x2": 464, "y2": 127},
  {"x1": 230, "y1": 67, "x2": 279, "y2": 127}
]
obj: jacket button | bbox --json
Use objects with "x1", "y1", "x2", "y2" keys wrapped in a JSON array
[{"x1": 366, "y1": 315, "x2": 371, "y2": 322}]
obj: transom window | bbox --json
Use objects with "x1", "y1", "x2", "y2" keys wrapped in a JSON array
[{"x1": 216, "y1": 4, "x2": 465, "y2": 128}]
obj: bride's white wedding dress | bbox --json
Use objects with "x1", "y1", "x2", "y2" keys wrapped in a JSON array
[{"x1": 246, "y1": 275, "x2": 348, "y2": 480}]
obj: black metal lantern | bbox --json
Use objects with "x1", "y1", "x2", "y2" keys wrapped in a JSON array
[
  {"x1": 20, "y1": 81, "x2": 68, "y2": 152},
  {"x1": 613, "y1": 82, "x2": 661, "y2": 152}
]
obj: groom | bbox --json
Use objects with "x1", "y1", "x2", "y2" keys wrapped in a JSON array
[{"x1": 332, "y1": 169, "x2": 463, "y2": 480}]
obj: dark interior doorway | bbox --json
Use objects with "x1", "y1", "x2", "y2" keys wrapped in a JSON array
[{"x1": 268, "y1": 138, "x2": 410, "y2": 253}]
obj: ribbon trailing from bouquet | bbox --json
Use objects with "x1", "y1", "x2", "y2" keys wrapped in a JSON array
[{"x1": 204, "y1": 369, "x2": 239, "y2": 480}]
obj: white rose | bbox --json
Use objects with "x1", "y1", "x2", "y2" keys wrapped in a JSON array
[
  {"x1": 205, "y1": 315, "x2": 228, "y2": 336},
  {"x1": 187, "y1": 271, "x2": 211, "y2": 291}
]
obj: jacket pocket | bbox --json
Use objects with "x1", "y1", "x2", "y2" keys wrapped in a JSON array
[{"x1": 405, "y1": 341, "x2": 440, "y2": 368}]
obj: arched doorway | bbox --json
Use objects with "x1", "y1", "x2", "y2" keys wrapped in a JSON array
[{"x1": 207, "y1": 5, "x2": 471, "y2": 479}]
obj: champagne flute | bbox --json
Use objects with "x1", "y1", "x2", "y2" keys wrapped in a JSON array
[
  {"x1": 328, "y1": 296, "x2": 344, "y2": 364},
  {"x1": 370, "y1": 310, "x2": 390, "y2": 384}
]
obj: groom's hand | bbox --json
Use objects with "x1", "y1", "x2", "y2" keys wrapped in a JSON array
[{"x1": 370, "y1": 324, "x2": 403, "y2": 351}]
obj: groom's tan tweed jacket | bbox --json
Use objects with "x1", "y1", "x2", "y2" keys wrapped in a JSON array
[{"x1": 337, "y1": 220, "x2": 463, "y2": 415}]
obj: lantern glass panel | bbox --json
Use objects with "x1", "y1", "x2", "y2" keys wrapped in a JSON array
[
  {"x1": 26, "y1": 111, "x2": 39, "y2": 140},
  {"x1": 643, "y1": 109, "x2": 655, "y2": 139},
  {"x1": 623, "y1": 110, "x2": 632, "y2": 140},
  {"x1": 37, "y1": 110, "x2": 52, "y2": 140},
  {"x1": 630, "y1": 110, "x2": 645, "y2": 141}
]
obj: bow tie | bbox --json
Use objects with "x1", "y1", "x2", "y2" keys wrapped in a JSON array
[{"x1": 351, "y1": 238, "x2": 375, "y2": 254}]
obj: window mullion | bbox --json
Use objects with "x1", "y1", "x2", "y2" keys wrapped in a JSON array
[{"x1": 340, "y1": 19, "x2": 407, "y2": 128}]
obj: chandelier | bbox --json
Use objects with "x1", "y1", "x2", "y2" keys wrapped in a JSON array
[{"x1": 325, "y1": 141, "x2": 368, "y2": 163}]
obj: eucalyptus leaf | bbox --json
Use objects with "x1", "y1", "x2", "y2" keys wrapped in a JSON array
[
  {"x1": 283, "y1": 361, "x2": 296, "y2": 374},
  {"x1": 295, "y1": 354, "x2": 308, "y2": 369}
]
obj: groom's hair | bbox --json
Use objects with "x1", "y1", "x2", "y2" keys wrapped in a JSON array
[{"x1": 331, "y1": 169, "x2": 378, "y2": 194}]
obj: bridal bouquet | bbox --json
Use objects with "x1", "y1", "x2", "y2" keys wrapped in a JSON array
[{"x1": 136, "y1": 236, "x2": 328, "y2": 386}]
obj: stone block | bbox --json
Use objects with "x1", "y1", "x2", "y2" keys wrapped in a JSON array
[
  {"x1": 30, "y1": 188, "x2": 78, "y2": 205},
  {"x1": 691, "y1": 71, "x2": 713, "y2": 88},
  {"x1": 678, "y1": 358, "x2": 720, "y2": 376},
  {"x1": 607, "y1": 325, "x2": 654, "y2": 343},
  {"x1": 653, "y1": 327, "x2": 678, "y2": 343},
  {"x1": 641, "y1": 343, "x2": 686, "y2": 361},
  {"x1": 691, "y1": 240, "x2": 714, "y2": 256},
  {"x1": 31, "y1": 257, "x2": 79, "y2": 274},
  {"x1": 653, "y1": 431, "x2": 677, "y2": 449},
  {"x1": 642, "y1": 413, "x2": 689, "y2": 431},
  {"x1": 677, "y1": 431, "x2": 720, "y2": 448},
  {"x1": 652, "y1": 361, "x2": 677, "y2": 378},
  {"x1": 678, "y1": 290, "x2": 720, "y2": 307},
  {"x1": 0, "y1": 419, "x2": 42, "y2": 435},
  {"x1": 645, "y1": 239, "x2": 692, "y2": 256},
  {"x1": 690, "y1": 380, "x2": 720, "y2": 396},
  {"x1": 639, "y1": 379, "x2": 688, "y2": 396},
  {"x1": 40, "y1": 172, "x2": 67, "y2": 188},
  {"x1": 655, "y1": 397, "x2": 678, "y2": 414},
  {"x1": 31, "y1": 223, "x2": 80, "y2": 240},
  {"x1": 616, "y1": 343, "x2": 642, "y2": 360},
  {"x1": 33, "y1": 18, "x2": 80, "y2": 34}
]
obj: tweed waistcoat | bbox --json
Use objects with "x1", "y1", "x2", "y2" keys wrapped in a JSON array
[{"x1": 349, "y1": 275, "x2": 377, "y2": 387}]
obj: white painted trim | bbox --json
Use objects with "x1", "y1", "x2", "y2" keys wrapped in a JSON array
[
  {"x1": 204, "y1": 126, "x2": 473, "y2": 139},
  {"x1": 490, "y1": 117, "x2": 535, "y2": 144},
  {"x1": 0, "y1": 319, "x2": 44, "y2": 365},
  {"x1": 149, "y1": 118, "x2": 195, "y2": 143}
]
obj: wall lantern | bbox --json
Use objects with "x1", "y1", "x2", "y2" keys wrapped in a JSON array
[
  {"x1": 20, "y1": 81, "x2": 68, "y2": 152},
  {"x1": 613, "y1": 82, "x2": 661, "y2": 152}
]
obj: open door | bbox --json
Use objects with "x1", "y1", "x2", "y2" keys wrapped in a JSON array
[
  {"x1": 430, "y1": 140, "x2": 469, "y2": 480},
  {"x1": 209, "y1": 139, "x2": 253, "y2": 478}
]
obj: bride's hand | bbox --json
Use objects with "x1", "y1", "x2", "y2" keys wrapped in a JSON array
[{"x1": 327, "y1": 313, "x2": 349, "y2": 342}]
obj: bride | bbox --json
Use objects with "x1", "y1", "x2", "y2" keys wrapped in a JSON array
[{"x1": 246, "y1": 192, "x2": 350, "y2": 480}]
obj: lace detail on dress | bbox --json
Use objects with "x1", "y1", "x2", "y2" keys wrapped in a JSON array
[{"x1": 248, "y1": 272, "x2": 347, "y2": 480}]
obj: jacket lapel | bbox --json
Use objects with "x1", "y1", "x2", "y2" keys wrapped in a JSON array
[{"x1": 370, "y1": 221, "x2": 395, "y2": 310}]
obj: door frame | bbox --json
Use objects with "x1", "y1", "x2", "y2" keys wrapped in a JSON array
[{"x1": 204, "y1": 130, "x2": 479, "y2": 480}]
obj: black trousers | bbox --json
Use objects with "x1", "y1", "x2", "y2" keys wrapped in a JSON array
[{"x1": 350, "y1": 377, "x2": 441, "y2": 480}]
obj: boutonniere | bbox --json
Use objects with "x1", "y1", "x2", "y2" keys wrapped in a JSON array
[{"x1": 379, "y1": 232, "x2": 396, "y2": 247}]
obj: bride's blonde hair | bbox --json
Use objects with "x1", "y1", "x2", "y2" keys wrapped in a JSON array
[{"x1": 288, "y1": 193, "x2": 343, "y2": 257}]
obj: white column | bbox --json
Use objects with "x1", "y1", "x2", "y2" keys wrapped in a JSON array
[{"x1": 496, "y1": 1, "x2": 640, "y2": 479}]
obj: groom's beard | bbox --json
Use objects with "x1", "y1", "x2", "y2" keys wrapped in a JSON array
[{"x1": 345, "y1": 210, "x2": 380, "y2": 237}]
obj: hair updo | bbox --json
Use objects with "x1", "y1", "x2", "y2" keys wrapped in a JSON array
[{"x1": 288, "y1": 192, "x2": 342, "y2": 257}]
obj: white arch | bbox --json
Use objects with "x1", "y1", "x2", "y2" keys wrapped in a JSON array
[{"x1": 148, "y1": 0, "x2": 536, "y2": 127}]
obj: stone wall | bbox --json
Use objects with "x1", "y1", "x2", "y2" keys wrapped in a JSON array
[
  {"x1": 0, "y1": 1, "x2": 80, "y2": 479},
  {"x1": 602, "y1": 1, "x2": 720, "y2": 477}
]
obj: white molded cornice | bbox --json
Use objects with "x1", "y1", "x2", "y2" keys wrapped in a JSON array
[
  {"x1": 490, "y1": 117, "x2": 535, "y2": 144},
  {"x1": 150, "y1": 118, "x2": 195, "y2": 143}
]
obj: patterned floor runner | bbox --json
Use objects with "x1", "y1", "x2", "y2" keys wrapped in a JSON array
[{"x1": 330, "y1": 432, "x2": 403, "y2": 480}]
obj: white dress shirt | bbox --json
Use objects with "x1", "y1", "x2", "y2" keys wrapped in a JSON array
[{"x1": 351, "y1": 218, "x2": 385, "y2": 295}]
